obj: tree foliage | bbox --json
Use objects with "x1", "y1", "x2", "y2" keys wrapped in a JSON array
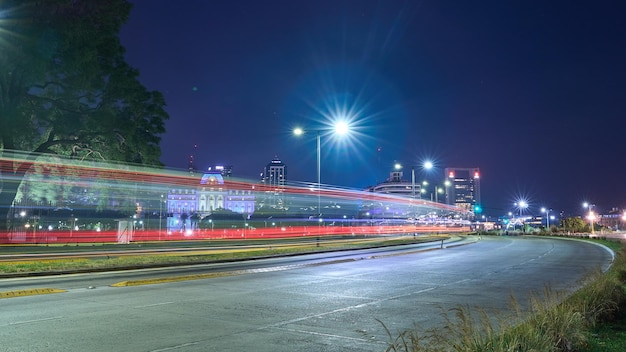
[
  {"x1": 560, "y1": 217, "x2": 587, "y2": 233},
  {"x1": 0, "y1": 0, "x2": 169, "y2": 231}
]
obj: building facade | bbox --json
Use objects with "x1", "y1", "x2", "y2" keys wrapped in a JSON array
[
  {"x1": 261, "y1": 157, "x2": 286, "y2": 188},
  {"x1": 259, "y1": 157, "x2": 287, "y2": 209},
  {"x1": 366, "y1": 170, "x2": 422, "y2": 198},
  {"x1": 166, "y1": 171, "x2": 255, "y2": 233},
  {"x1": 444, "y1": 167, "x2": 481, "y2": 213}
]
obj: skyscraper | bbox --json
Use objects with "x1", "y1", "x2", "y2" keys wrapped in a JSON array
[
  {"x1": 261, "y1": 157, "x2": 286, "y2": 187},
  {"x1": 444, "y1": 167, "x2": 481, "y2": 213},
  {"x1": 260, "y1": 157, "x2": 287, "y2": 208}
]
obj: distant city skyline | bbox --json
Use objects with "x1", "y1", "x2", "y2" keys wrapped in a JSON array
[{"x1": 120, "y1": 0, "x2": 626, "y2": 216}]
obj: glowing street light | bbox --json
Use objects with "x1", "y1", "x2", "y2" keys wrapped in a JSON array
[
  {"x1": 583, "y1": 202, "x2": 596, "y2": 234},
  {"x1": 541, "y1": 207, "x2": 552, "y2": 230},
  {"x1": 294, "y1": 122, "x2": 351, "y2": 216},
  {"x1": 515, "y1": 200, "x2": 528, "y2": 216},
  {"x1": 411, "y1": 160, "x2": 434, "y2": 200}
]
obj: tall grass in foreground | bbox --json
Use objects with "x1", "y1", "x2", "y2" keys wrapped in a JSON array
[{"x1": 381, "y1": 246, "x2": 626, "y2": 352}]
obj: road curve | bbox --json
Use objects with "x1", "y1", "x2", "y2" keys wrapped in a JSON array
[{"x1": 0, "y1": 236, "x2": 614, "y2": 352}]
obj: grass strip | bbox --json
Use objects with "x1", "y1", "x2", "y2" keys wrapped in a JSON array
[{"x1": 0, "y1": 236, "x2": 445, "y2": 275}]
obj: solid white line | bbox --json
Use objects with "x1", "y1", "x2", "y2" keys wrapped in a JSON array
[
  {"x1": 274, "y1": 326, "x2": 380, "y2": 344},
  {"x1": 134, "y1": 301, "x2": 174, "y2": 308},
  {"x1": 149, "y1": 342, "x2": 199, "y2": 352},
  {"x1": 9, "y1": 316, "x2": 63, "y2": 325},
  {"x1": 264, "y1": 286, "x2": 438, "y2": 328}
]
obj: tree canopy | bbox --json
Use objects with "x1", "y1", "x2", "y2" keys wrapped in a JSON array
[{"x1": 0, "y1": 0, "x2": 169, "y2": 231}]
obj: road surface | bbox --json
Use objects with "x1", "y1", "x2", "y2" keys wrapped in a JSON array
[{"x1": 0, "y1": 236, "x2": 613, "y2": 352}]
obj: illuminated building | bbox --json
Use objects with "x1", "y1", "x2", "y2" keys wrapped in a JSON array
[
  {"x1": 260, "y1": 157, "x2": 286, "y2": 208},
  {"x1": 261, "y1": 157, "x2": 286, "y2": 187},
  {"x1": 167, "y1": 171, "x2": 255, "y2": 233},
  {"x1": 366, "y1": 170, "x2": 422, "y2": 197},
  {"x1": 207, "y1": 165, "x2": 233, "y2": 178},
  {"x1": 444, "y1": 167, "x2": 481, "y2": 213},
  {"x1": 361, "y1": 169, "x2": 422, "y2": 220}
]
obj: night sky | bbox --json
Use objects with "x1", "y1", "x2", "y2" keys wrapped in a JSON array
[{"x1": 119, "y1": 0, "x2": 626, "y2": 217}]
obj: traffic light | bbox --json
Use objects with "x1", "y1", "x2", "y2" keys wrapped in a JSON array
[{"x1": 473, "y1": 204, "x2": 483, "y2": 214}]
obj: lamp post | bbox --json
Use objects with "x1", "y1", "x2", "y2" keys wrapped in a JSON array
[
  {"x1": 515, "y1": 200, "x2": 528, "y2": 216},
  {"x1": 411, "y1": 166, "x2": 416, "y2": 198},
  {"x1": 294, "y1": 122, "x2": 350, "y2": 217},
  {"x1": 514, "y1": 200, "x2": 528, "y2": 232},
  {"x1": 423, "y1": 160, "x2": 433, "y2": 201},
  {"x1": 443, "y1": 180, "x2": 451, "y2": 204},
  {"x1": 159, "y1": 194, "x2": 164, "y2": 240},
  {"x1": 435, "y1": 186, "x2": 444, "y2": 203},
  {"x1": 583, "y1": 202, "x2": 596, "y2": 234},
  {"x1": 541, "y1": 207, "x2": 551, "y2": 230},
  {"x1": 408, "y1": 160, "x2": 436, "y2": 200}
]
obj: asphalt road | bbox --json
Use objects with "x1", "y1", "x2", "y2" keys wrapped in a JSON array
[{"x1": 0, "y1": 236, "x2": 614, "y2": 352}]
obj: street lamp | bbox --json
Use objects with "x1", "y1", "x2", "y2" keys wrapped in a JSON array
[
  {"x1": 410, "y1": 166, "x2": 416, "y2": 198},
  {"x1": 443, "y1": 180, "x2": 451, "y2": 204},
  {"x1": 583, "y1": 202, "x2": 596, "y2": 234},
  {"x1": 159, "y1": 194, "x2": 164, "y2": 240},
  {"x1": 411, "y1": 160, "x2": 433, "y2": 201},
  {"x1": 515, "y1": 200, "x2": 528, "y2": 216},
  {"x1": 541, "y1": 207, "x2": 552, "y2": 230},
  {"x1": 435, "y1": 186, "x2": 444, "y2": 203},
  {"x1": 294, "y1": 122, "x2": 350, "y2": 217},
  {"x1": 421, "y1": 180, "x2": 429, "y2": 200},
  {"x1": 408, "y1": 160, "x2": 436, "y2": 200}
]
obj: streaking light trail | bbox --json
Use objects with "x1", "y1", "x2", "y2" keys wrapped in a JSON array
[{"x1": 0, "y1": 150, "x2": 472, "y2": 244}]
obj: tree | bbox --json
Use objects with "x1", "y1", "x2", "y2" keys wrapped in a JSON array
[
  {"x1": 0, "y1": 0, "x2": 169, "y2": 233},
  {"x1": 560, "y1": 217, "x2": 587, "y2": 233}
]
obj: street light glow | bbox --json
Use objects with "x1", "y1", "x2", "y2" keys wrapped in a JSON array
[
  {"x1": 423, "y1": 160, "x2": 433, "y2": 170},
  {"x1": 293, "y1": 122, "x2": 353, "y2": 217},
  {"x1": 334, "y1": 121, "x2": 349, "y2": 135},
  {"x1": 541, "y1": 207, "x2": 552, "y2": 229},
  {"x1": 514, "y1": 200, "x2": 528, "y2": 216}
]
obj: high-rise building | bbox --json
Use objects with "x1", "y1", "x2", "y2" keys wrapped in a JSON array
[
  {"x1": 260, "y1": 157, "x2": 287, "y2": 208},
  {"x1": 261, "y1": 157, "x2": 286, "y2": 187},
  {"x1": 444, "y1": 167, "x2": 481, "y2": 213}
]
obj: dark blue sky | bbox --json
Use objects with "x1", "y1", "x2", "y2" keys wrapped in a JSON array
[{"x1": 120, "y1": 0, "x2": 626, "y2": 216}]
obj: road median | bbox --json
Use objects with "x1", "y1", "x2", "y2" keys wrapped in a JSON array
[{"x1": 0, "y1": 288, "x2": 66, "y2": 299}]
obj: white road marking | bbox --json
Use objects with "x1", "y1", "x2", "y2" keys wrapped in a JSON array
[
  {"x1": 149, "y1": 342, "x2": 199, "y2": 351},
  {"x1": 9, "y1": 316, "x2": 63, "y2": 325},
  {"x1": 134, "y1": 301, "x2": 175, "y2": 308}
]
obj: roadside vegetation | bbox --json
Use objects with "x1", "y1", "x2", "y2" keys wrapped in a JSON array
[{"x1": 381, "y1": 238, "x2": 626, "y2": 352}]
